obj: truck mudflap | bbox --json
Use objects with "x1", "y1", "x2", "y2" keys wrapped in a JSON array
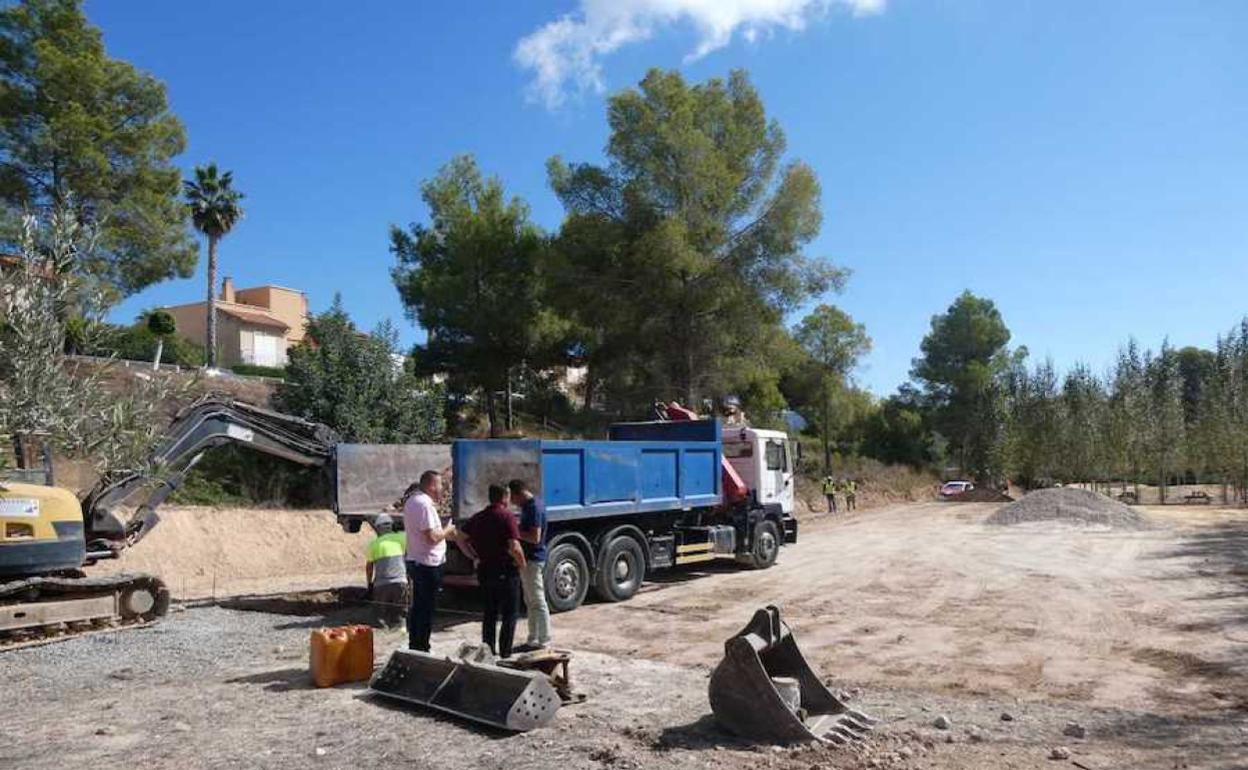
[
  {"x1": 708, "y1": 605, "x2": 875, "y2": 745},
  {"x1": 782, "y1": 515, "x2": 798, "y2": 544},
  {"x1": 370, "y1": 649, "x2": 561, "y2": 731}
]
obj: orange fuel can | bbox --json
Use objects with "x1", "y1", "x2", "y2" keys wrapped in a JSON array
[{"x1": 310, "y1": 625, "x2": 375, "y2": 687}]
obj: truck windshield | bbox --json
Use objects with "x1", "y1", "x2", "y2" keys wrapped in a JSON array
[
  {"x1": 765, "y1": 440, "x2": 786, "y2": 471},
  {"x1": 723, "y1": 442, "x2": 753, "y2": 459}
]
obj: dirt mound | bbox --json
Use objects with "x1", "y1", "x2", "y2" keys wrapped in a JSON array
[
  {"x1": 986, "y1": 487, "x2": 1150, "y2": 529},
  {"x1": 91, "y1": 506, "x2": 370, "y2": 599},
  {"x1": 948, "y1": 487, "x2": 1014, "y2": 503}
]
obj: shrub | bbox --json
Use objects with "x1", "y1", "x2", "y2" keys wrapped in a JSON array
[{"x1": 231, "y1": 363, "x2": 286, "y2": 379}]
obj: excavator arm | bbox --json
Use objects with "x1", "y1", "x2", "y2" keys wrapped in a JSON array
[{"x1": 80, "y1": 396, "x2": 340, "y2": 557}]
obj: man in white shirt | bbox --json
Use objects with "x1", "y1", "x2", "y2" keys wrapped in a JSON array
[{"x1": 403, "y1": 470, "x2": 457, "y2": 652}]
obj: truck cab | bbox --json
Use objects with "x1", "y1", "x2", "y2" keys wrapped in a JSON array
[{"x1": 722, "y1": 426, "x2": 797, "y2": 517}]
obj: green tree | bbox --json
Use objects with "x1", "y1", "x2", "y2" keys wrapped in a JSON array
[
  {"x1": 911, "y1": 291, "x2": 1014, "y2": 483},
  {"x1": 1057, "y1": 363, "x2": 1107, "y2": 488},
  {"x1": 184, "y1": 163, "x2": 244, "y2": 369},
  {"x1": 792, "y1": 304, "x2": 871, "y2": 470},
  {"x1": 0, "y1": 208, "x2": 185, "y2": 475},
  {"x1": 1108, "y1": 340, "x2": 1148, "y2": 498},
  {"x1": 391, "y1": 155, "x2": 565, "y2": 436},
  {"x1": 548, "y1": 69, "x2": 842, "y2": 414},
  {"x1": 0, "y1": 0, "x2": 193, "y2": 299},
  {"x1": 274, "y1": 297, "x2": 445, "y2": 443},
  {"x1": 1003, "y1": 357, "x2": 1062, "y2": 488},
  {"x1": 143, "y1": 309, "x2": 176, "y2": 369},
  {"x1": 859, "y1": 387, "x2": 934, "y2": 468},
  {"x1": 1145, "y1": 342, "x2": 1186, "y2": 502},
  {"x1": 1175, "y1": 345, "x2": 1215, "y2": 426}
]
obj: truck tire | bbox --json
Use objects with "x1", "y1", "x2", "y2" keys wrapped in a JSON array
[
  {"x1": 745, "y1": 520, "x2": 780, "y2": 569},
  {"x1": 593, "y1": 534, "x2": 646, "y2": 602},
  {"x1": 544, "y1": 542, "x2": 590, "y2": 613}
]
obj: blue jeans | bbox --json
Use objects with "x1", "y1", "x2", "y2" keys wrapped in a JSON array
[{"x1": 406, "y1": 562, "x2": 443, "y2": 652}]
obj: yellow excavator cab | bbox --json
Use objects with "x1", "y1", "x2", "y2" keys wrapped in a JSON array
[{"x1": 0, "y1": 481, "x2": 86, "y2": 577}]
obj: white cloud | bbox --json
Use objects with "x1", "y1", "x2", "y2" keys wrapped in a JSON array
[{"x1": 514, "y1": 0, "x2": 885, "y2": 109}]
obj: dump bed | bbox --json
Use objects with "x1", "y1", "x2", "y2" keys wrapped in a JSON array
[
  {"x1": 334, "y1": 443, "x2": 451, "y2": 516},
  {"x1": 452, "y1": 421, "x2": 723, "y2": 522}
]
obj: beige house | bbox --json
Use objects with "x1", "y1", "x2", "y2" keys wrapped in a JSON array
[{"x1": 164, "y1": 278, "x2": 308, "y2": 368}]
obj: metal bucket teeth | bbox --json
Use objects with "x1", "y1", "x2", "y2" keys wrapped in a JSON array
[
  {"x1": 370, "y1": 649, "x2": 561, "y2": 731},
  {"x1": 708, "y1": 605, "x2": 875, "y2": 746}
]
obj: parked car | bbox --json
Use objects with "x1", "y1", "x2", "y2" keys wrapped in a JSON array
[{"x1": 939, "y1": 480, "x2": 974, "y2": 499}]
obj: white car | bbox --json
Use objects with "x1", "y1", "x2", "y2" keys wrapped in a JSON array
[{"x1": 939, "y1": 480, "x2": 974, "y2": 498}]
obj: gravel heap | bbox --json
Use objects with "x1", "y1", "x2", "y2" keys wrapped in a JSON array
[
  {"x1": 948, "y1": 487, "x2": 1014, "y2": 503},
  {"x1": 986, "y1": 487, "x2": 1150, "y2": 530}
]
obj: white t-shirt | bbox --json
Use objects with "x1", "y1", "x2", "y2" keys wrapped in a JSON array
[{"x1": 403, "y1": 491, "x2": 445, "y2": 566}]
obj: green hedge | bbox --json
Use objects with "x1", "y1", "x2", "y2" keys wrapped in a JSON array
[{"x1": 231, "y1": 363, "x2": 287, "y2": 379}]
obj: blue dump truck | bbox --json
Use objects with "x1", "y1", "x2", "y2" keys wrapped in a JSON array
[{"x1": 444, "y1": 419, "x2": 800, "y2": 612}]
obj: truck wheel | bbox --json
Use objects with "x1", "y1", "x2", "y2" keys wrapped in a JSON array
[
  {"x1": 747, "y1": 520, "x2": 780, "y2": 569},
  {"x1": 593, "y1": 535, "x2": 646, "y2": 602},
  {"x1": 544, "y1": 542, "x2": 589, "y2": 613}
]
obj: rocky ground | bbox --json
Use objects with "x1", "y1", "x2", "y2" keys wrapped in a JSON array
[{"x1": 3, "y1": 501, "x2": 1247, "y2": 769}]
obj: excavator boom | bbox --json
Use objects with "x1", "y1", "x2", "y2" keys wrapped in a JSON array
[{"x1": 80, "y1": 396, "x2": 340, "y2": 551}]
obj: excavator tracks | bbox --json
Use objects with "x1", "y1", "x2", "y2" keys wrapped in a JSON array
[{"x1": 0, "y1": 572, "x2": 170, "y2": 651}]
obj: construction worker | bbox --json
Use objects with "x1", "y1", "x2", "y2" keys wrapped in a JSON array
[
  {"x1": 365, "y1": 513, "x2": 406, "y2": 628},
  {"x1": 404, "y1": 470, "x2": 458, "y2": 653},
  {"x1": 460, "y1": 484, "x2": 527, "y2": 658},
  {"x1": 845, "y1": 478, "x2": 858, "y2": 512},
  {"x1": 509, "y1": 478, "x2": 551, "y2": 652},
  {"x1": 822, "y1": 474, "x2": 838, "y2": 514}
]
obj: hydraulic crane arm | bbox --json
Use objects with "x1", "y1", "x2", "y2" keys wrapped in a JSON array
[
  {"x1": 657, "y1": 401, "x2": 750, "y2": 505},
  {"x1": 80, "y1": 396, "x2": 340, "y2": 556}
]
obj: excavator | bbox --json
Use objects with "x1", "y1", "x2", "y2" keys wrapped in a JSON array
[{"x1": 0, "y1": 396, "x2": 445, "y2": 647}]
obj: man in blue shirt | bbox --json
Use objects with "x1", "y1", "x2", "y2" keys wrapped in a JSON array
[{"x1": 509, "y1": 478, "x2": 551, "y2": 652}]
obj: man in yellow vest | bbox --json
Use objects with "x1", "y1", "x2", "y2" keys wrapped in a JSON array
[
  {"x1": 366, "y1": 513, "x2": 407, "y2": 628},
  {"x1": 822, "y1": 475, "x2": 838, "y2": 514},
  {"x1": 845, "y1": 478, "x2": 858, "y2": 512}
]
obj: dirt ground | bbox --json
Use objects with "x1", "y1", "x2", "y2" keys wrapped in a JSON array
[
  {"x1": 90, "y1": 506, "x2": 368, "y2": 598},
  {"x1": 4, "y1": 501, "x2": 1247, "y2": 769}
]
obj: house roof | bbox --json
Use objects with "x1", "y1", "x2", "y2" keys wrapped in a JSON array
[{"x1": 216, "y1": 302, "x2": 290, "y2": 330}]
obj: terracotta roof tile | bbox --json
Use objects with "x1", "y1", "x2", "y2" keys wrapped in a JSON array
[{"x1": 216, "y1": 303, "x2": 290, "y2": 330}]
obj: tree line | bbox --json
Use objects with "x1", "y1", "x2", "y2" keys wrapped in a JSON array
[{"x1": 862, "y1": 289, "x2": 1248, "y2": 501}]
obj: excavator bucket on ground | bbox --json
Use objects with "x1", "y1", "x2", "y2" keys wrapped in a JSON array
[
  {"x1": 708, "y1": 605, "x2": 876, "y2": 745},
  {"x1": 370, "y1": 649, "x2": 561, "y2": 731}
]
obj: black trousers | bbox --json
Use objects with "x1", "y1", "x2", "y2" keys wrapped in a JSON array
[
  {"x1": 478, "y1": 564, "x2": 520, "y2": 658},
  {"x1": 406, "y1": 562, "x2": 443, "y2": 652}
]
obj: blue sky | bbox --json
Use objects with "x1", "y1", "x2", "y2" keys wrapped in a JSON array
[{"x1": 95, "y1": 0, "x2": 1248, "y2": 395}]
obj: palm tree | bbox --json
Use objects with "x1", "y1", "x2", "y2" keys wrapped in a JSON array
[{"x1": 184, "y1": 164, "x2": 244, "y2": 369}]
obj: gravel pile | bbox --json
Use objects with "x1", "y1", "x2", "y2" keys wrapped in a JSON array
[
  {"x1": 948, "y1": 488, "x2": 1014, "y2": 503},
  {"x1": 985, "y1": 487, "x2": 1150, "y2": 530}
]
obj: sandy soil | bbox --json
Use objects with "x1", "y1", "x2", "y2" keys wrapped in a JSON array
[
  {"x1": 559, "y1": 502, "x2": 1248, "y2": 715},
  {"x1": 90, "y1": 506, "x2": 368, "y2": 598},
  {"x1": 4, "y1": 501, "x2": 1247, "y2": 769}
]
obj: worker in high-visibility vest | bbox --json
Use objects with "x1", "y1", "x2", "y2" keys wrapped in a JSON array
[
  {"x1": 822, "y1": 475, "x2": 838, "y2": 514},
  {"x1": 366, "y1": 513, "x2": 407, "y2": 628},
  {"x1": 845, "y1": 479, "x2": 858, "y2": 512}
]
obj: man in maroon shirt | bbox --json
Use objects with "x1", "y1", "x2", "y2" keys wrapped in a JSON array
[{"x1": 460, "y1": 484, "x2": 527, "y2": 658}]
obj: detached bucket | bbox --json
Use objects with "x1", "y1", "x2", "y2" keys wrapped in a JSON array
[
  {"x1": 708, "y1": 605, "x2": 876, "y2": 745},
  {"x1": 370, "y1": 649, "x2": 560, "y2": 731}
]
